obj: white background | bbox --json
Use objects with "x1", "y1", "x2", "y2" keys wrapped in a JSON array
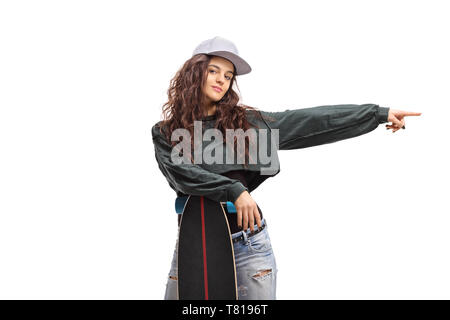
[{"x1": 1, "y1": 0, "x2": 449, "y2": 299}]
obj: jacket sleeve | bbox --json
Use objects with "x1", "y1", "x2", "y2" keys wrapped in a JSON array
[
  {"x1": 258, "y1": 103, "x2": 390, "y2": 150},
  {"x1": 151, "y1": 123, "x2": 248, "y2": 204}
]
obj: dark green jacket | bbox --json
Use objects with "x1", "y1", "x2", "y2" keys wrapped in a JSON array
[{"x1": 151, "y1": 103, "x2": 389, "y2": 204}]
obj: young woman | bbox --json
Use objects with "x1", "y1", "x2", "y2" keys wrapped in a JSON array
[{"x1": 151, "y1": 36, "x2": 421, "y2": 300}]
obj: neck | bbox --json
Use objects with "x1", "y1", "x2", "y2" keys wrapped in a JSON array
[{"x1": 205, "y1": 104, "x2": 217, "y2": 117}]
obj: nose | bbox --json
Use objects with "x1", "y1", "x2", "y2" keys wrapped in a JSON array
[{"x1": 216, "y1": 73, "x2": 225, "y2": 84}]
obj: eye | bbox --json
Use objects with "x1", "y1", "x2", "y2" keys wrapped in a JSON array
[{"x1": 209, "y1": 69, "x2": 232, "y2": 81}]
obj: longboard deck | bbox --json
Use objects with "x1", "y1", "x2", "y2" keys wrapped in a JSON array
[{"x1": 177, "y1": 195, "x2": 238, "y2": 300}]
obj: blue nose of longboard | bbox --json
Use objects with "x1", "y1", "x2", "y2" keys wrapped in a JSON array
[
  {"x1": 226, "y1": 202, "x2": 237, "y2": 213},
  {"x1": 175, "y1": 196, "x2": 236, "y2": 214}
]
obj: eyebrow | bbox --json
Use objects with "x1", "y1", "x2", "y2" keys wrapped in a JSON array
[{"x1": 208, "y1": 64, "x2": 234, "y2": 75}]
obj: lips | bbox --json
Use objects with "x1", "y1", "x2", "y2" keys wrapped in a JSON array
[{"x1": 212, "y1": 86, "x2": 222, "y2": 93}]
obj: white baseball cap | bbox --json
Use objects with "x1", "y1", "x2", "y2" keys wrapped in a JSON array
[{"x1": 192, "y1": 36, "x2": 252, "y2": 76}]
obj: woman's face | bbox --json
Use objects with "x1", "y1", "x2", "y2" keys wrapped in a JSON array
[{"x1": 202, "y1": 56, "x2": 235, "y2": 106}]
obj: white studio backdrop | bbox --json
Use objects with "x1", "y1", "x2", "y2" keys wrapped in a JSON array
[{"x1": 0, "y1": 0, "x2": 449, "y2": 299}]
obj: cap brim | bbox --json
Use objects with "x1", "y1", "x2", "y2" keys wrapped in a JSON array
[{"x1": 208, "y1": 51, "x2": 252, "y2": 76}]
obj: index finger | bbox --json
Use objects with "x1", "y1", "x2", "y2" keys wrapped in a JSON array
[
  {"x1": 254, "y1": 206, "x2": 262, "y2": 229},
  {"x1": 403, "y1": 111, "x2": 422, "y2": 116},
  {"x1": 236, "y1": 208, "x2": 242, "y2": 229}
]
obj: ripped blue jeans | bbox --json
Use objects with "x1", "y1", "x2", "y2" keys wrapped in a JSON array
[{"x1": 164, "y1": 218, "x2": 277, "y2": 300}]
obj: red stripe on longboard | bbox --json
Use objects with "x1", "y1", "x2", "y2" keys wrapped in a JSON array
[{"x1": 200, "y1": 196, "x2": 209, "y2": 300}]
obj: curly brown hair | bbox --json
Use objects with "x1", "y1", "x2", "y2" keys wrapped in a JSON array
[{"x1": 158, "y1": 54, "x2": 270, "y2": 168}]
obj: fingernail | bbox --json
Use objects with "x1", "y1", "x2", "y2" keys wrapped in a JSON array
[{"x1": 402, "y1": 125, "x2": 405, "y2": 129}]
